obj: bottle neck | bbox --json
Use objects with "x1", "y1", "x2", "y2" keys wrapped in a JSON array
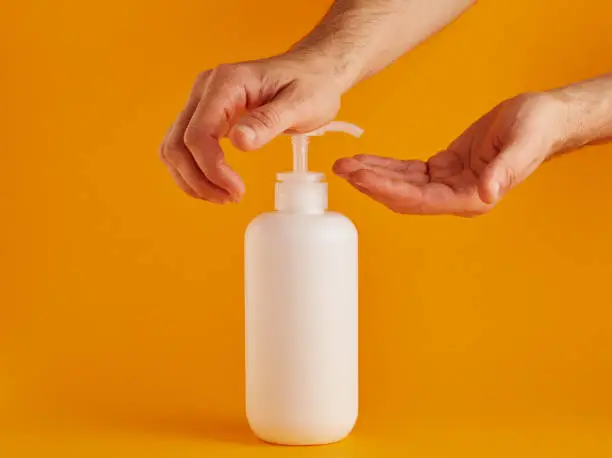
[{"x1": 274, "y1": 172, "x2": 327, "y2": 214}]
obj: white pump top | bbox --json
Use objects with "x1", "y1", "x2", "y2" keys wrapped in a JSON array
[{"x1": 275, "y1": 121, "x2": 363, "y2": 213}]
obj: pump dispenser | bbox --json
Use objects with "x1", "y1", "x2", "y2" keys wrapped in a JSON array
[
  {"x1": 245, "y1": 121, "x2": 362, "y2": 445},
  {"x1": 275, "y1": 122, "x2": 363, "y2": 214}
]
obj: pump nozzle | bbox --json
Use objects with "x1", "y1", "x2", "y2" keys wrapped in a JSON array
[
  {"x1": 303, "y1": 121, "x2": 364, "y2": 139},
  {"x1": 291, "y1": 121, "x2": 364, "y2": 173},
  {"x1": 277, "y1": 121, "x2": 363, "y2": 213}
]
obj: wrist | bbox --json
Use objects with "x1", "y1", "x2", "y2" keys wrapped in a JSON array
[
  {"x1": 546, "y1": 83, "x2": 610, "y2": 154},
  {"x1": 282, "y1": 40, "x2": 363, "y2": 94},
  {"x1": 523, "y1": 90, "x2": 586, "y2": 159}
]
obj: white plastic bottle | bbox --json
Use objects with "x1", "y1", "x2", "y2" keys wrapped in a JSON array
[{"x1": 245, "y1": 122, "x2": 363, "y2": 446}]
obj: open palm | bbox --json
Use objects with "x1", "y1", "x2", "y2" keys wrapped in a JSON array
[{"x1": 334, "y1": 93, "x2": 564, "y2": 216}]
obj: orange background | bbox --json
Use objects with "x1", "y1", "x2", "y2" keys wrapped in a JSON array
[{"x1": 2, "y1": 0, "x2": 612, "y2": 456}]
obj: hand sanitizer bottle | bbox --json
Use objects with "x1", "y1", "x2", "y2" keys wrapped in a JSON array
[{"x1": 245, "y1": 121, "x2": 363, "y2": 446}]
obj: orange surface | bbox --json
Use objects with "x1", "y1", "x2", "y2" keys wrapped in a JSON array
[{"x1": 1, "y1": 0, "x2": 612, "y2": 456}]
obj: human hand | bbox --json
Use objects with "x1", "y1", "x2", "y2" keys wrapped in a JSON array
[
  {"x1": 334, "y1": 92, "x2": 569, "y2": 216},
  {"x1": 159, "y1": 54, "x2": 347, "y2": 203},
  {"x1": 158, "y1": 0, "x2": 479, "y2": 205}
]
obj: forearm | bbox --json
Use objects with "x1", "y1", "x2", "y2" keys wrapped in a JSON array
[
  {"x1": 287, "y1": 0, "x2": 475, "y2": 91},
  {"x1": 550, "y1": 73, "x2": 612, "y2": 153}
]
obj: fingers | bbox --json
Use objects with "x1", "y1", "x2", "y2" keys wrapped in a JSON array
[
  {"x1": 184, "y1": 66, "x2": 253, "y2": 200},
  {"x1": 183, "y1": 131, "x2": 245, "y2": 199},
  {"x1": 229, "y1": 87, "x2": 308, "y2": 151},
  {"x1": 160, "y1": 70, "x2": 234, "y2": 203},
  {"x1": 160, "y1": 140, "x2": 232, "y2": 203},
  {"x1": 479, "y1": 141, "x2": 543, "y2": 204},
  {"x1": 347, "y1": 168, "x2": 425, "y2": 211},
  {"x1": 334, "y1": 154, "x2": 491, "y2": 215},
  {"x1": 334, "y1": 156, "x2": 428, "y2": 213},
  {"x1": 161, "y1": 58, "x2": 341, "y2": 203},
  {"x1": 350, "y1": 154, "x2": 427, "y2": 172},
  {"x1": 334, "y1": 155, "x2": 429, "y2": 185},
  {"x1": 349, "y1": 168, "x2": 488, "y2": 215},
  {"x1": 447, "y1": 106, "x2": 502, "y2": 179},
  {"x1": 166, "y1": 166, "x2": 202, "y2": 200}
]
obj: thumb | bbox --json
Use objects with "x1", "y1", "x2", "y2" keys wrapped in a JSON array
[
  {"x1": 479, "y1": 142, "x2": 541, "y2": 205},
  {"x1": 229, "y1": 93, "x2": 301, "y2": 151}
]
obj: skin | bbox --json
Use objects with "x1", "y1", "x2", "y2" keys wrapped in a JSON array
[
  {"x1": 159, "y1": 56, "x2": 345, "y2": 203},
  {"x1": 159, "y1": 0, "x2": 612, "y2": 216},
  {"x1": 334, "y1": 74, "x2": 612, "y2": 216},
  {"x1": 159, "y1": 0, "x2": 476, "y2": 203}
]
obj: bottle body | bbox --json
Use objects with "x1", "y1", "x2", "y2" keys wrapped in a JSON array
[{"x1": 245, "y1": 210, "x2": 358, "y2": 445}]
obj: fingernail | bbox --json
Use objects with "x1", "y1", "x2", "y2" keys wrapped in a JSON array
[{"x1": 234, "y1": 124, "x2": 256, "y2": 145}]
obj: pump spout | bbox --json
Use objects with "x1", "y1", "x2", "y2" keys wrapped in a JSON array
[
  {"x1": 305, "y1": 121, "x2": 364, "y2": 138},
  {"x1": 290, "y1": 121, "x2": 363, "y2": 173}
]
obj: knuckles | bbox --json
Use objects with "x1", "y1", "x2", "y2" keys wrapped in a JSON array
[
  {"x1": 248, "y1": 107, "x2": 280, "y2": 130},
  {"x1": 193, "y1": 63, "x2": 256, "y2": 96},
  {"x1": 159, "y1": 138, "x2": 185, "y2": 167},
  {"x1": 211, "y1": 62, "x2": 254, "y2": 84},
  {"x1": 183, "y1": 126, "x2": 201, "y2": 154}
]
